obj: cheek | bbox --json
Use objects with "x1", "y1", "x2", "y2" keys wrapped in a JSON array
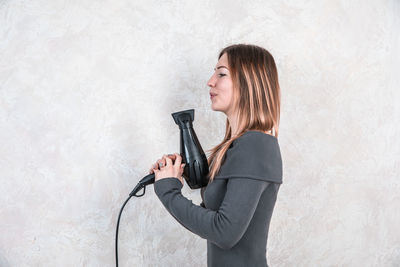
[
  {"x1": 212, "y1": 80, "x2": 234, "y2": 107},
  {"x1": 215, "y1": 92, "x2": 232, "y2": 107},
  {"x1": 223, "y1": 86, "x2": 234, "y2": 104},
  {"x1": 219, "y1": 80, "x2": 233, "y2": 96}
]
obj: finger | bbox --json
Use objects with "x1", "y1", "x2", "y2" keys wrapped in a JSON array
[
  {"x1": 159, "y1": 155, "x2": 166, "y2": 167},
  {"x1": 149, "y1": 163, "x2": 156, "y2": 174},
  {"x1": 165, "y1": 155, "x2": 173, "y2": 167},
  {"x1": 162, "y1": 155, "x2": 168, "y2": 166},
  {"x1": 180, "y1": 165, "x2": 185, "y2": 177},
  {"x1": 167, "y1": 154, "x2": 176, "y2": 161},
  {"x1": 174, "y1": 153, "x2": 182, "y2": 168},
  {"x1": 152, "y1": 163, "x2": 158, "y2": 172},
  {"x1": 157, "y1": 158, "x2": 165, "y2": 168},
  {"x1": 153, "y1": 165, "x2": 159, "y2": 172},
  {"x1": 150, "y1": 163, "x2": 157, "y2": 172},
  {"x1": 151, "y1": 164, "x2": 158, "y2": 172}
]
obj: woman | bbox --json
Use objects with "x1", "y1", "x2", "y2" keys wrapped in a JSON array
[{"x1": 149, "y1": 44, "x2": 282, "y2": 267}]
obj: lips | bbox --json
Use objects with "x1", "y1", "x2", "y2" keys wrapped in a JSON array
[{"x1": 210, "y1": 93, "x2": 217, "y2": 97}]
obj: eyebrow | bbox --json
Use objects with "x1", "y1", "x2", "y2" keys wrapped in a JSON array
[{"x1": 213, "y1": 65, "x2": 229, "y2": 71}]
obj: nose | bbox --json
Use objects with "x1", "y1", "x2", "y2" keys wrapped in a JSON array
[{"x1": 207, "y1": 73, "x2": 216, "y2": 88}]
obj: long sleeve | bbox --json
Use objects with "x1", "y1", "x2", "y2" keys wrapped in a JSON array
[{"x1": 154, "y1": 176, "x2": 269, "y2": 250}]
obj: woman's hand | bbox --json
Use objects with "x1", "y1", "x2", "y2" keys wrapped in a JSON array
[{"x1": 149, "y1": 153, "x2": 186, "y2": 186}]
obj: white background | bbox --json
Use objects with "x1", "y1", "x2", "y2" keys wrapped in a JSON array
[{"x1": 1, "y1": 0, "x2": 399, "y2": 266}]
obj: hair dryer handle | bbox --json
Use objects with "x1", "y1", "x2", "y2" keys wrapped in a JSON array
[{"x1": 129, "y1": 173, "x2": 155, "y2": 197}]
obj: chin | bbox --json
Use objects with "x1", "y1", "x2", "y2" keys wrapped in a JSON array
[
  {"x1": 211, "y1": 106, "x2": 224, "y2": 113},
  {"x1": 211, "y1": 103, "x2": 219, "y2": 111}
]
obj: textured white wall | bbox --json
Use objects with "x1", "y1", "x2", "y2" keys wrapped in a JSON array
[{"x1": 1, "y1": 0, "x2": 399, "y2": 266}]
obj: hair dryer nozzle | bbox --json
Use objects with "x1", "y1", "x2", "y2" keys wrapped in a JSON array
[{"x1": 171, "y1": 109, "x2": 194, "y2": 129}]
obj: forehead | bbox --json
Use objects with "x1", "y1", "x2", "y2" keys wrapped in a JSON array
[
  {"x1": 218, "y1": 53, "x2": 228, "y2": 64},
  {"x1": 214, "y1": 53, "x2": 229, "y2": 69}
]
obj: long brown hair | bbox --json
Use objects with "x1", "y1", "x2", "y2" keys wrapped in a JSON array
[{"x1": 206, "y1": 44, "x2": 281, "y2": 183}]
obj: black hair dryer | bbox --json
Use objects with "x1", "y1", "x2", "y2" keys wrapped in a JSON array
[
  {"x1": 129, "y1": 109, "x2": 209, "y2": 196},
  {"x1": 172, "y1": 108, "x2": 210, "y2": 189}
]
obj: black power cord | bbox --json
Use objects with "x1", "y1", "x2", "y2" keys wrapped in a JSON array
[{"x1": 115, "y1": 184, "x2": 146, "y2": 267}]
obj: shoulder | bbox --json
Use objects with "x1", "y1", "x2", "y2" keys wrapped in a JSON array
[
  {"x1": 215, "y1": 131, "x2": 283, "y2": 184},
  {"x1": 235, "y1": 131, "x2": 279, "y2": 153}
]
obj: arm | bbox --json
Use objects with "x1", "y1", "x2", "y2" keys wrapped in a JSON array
[{"x1": 154, "y1": 177, "x2": 269, "y2": 249}]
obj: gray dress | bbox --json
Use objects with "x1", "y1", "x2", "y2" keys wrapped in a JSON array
[{"x1": 154, "y1": 130, "x2": 283, "y2": 267}]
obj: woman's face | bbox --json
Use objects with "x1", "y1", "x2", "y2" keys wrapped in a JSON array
[{"x1": 207, "y1": 53, "x2": 235, "y2": 116}]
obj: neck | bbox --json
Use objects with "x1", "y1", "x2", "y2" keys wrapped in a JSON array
[{"x1": 227, "y1": 110, "x2": 239, "y2": 137}]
